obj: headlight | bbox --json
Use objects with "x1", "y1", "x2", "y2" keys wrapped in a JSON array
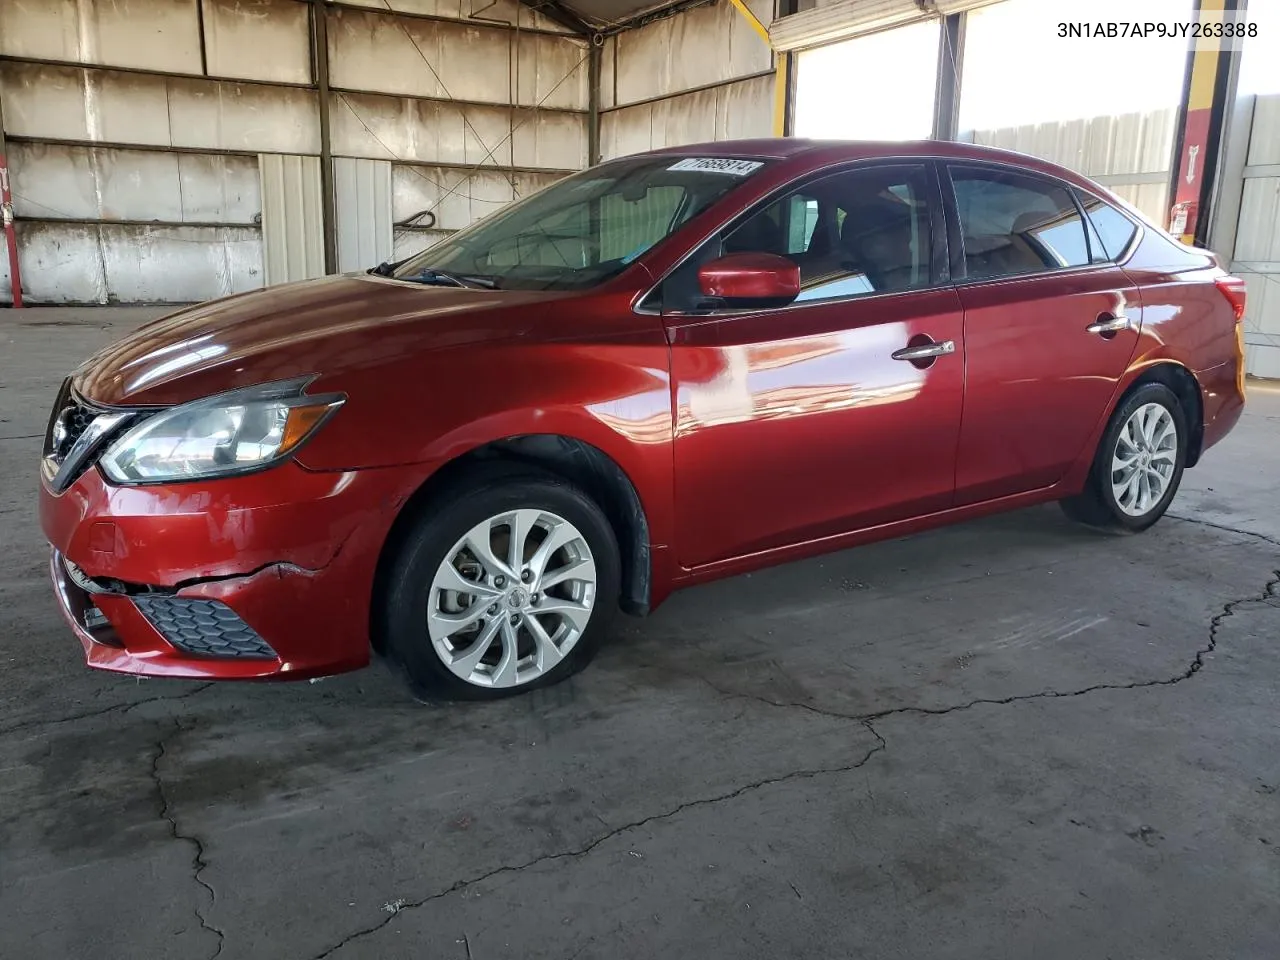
[{"x1": 99, "y1": 378, "x2": 344, "y2": 484}]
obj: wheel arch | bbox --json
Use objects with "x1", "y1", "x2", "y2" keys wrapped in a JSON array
[
  {"x1": 1115, "y1": 361, "x2": 1205, "y2": 466},
  {"x1": 370, "y1": 433, "x2": 654, "y2": 653}
]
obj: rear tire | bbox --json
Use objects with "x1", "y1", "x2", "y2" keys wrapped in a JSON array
[
  {"x1": 1059, "y1": 382, "x2": 1188, "y2": 533},
  {"x1": 380, "y1": 467, "x2": 620, "y2": 701}
]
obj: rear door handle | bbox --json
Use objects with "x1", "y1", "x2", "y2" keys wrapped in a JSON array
[
  {"x1": 1086, "y1": 314, "x2": 1131, "y2": 335},
  {"x1": 892, "y1": 339, "x2": 956, "y2": 362}
]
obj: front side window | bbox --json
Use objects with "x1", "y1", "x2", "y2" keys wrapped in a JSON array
[
  {"x1": 662, "y1": 164, "x2": 936, "y2": 310},
  {"x1": 950, "y1": 166, "x2": 1091, "y2": 281},
  {"x1": 393, "y1": 156, "x2": 769, "y2": 290}
]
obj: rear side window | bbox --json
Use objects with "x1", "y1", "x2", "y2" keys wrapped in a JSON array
[
  {"x1": 1076, "y1": 192, "x2": 1140, "y2": 262},
  {"x1": 949, "y1": 166, "x2": 1091, "y2": 281}
]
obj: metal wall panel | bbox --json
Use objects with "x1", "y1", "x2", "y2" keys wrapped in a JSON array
[
  {"x1": 613, "y1": 0, "x2": 772, "y2": 107},
  {"x1": 1247, "y1": 94, "x2": 1280, "y2": 167},
  {"x1": 510, "y1": 109, "x2": 588, "y2": 169},
  {"x1": 1235, "y1": 176, "x2": 1280, "y2": 378},
  {"x1": 10, "y1": 142, "x2": 260, "y2": 223},
  {"x1": 601, "y1": 75, "x2": 774, "y2": 160},
  {"x1": 1222, "y1": 95, "x2": 1280, "y2": 377},
  {"x1": 327, "y1": 7, "x2": 588, "y2": 111},
  {"x1": 330, "y1": 90, "x2": 585, "y2": 169},
  {"x1": 1242, "y1": 271, "x2": 1280, "y2": 379},
  {"x1": 1109, "y1": 183, "x2": 1170, "y2": 226},
  {"x1": 0, "y1": 0, "x2": 201, "y2": 72},
  {"x1": 201, "y1": 0, "x2": 312, "y2": 84},
  {"x1": 259, "y1": 153, "x2": 325, "y2": 285},
  {"x1": 970, "y1": 108, "x2": 1175, "y2": 223},
  {"x1": 514, "y1": 32, "x2": 590, "y2": 112},
  {"x1": 393, "y1": 228, "x2": 452, "y2": 262},
  {"x1": 338, "y1": 0, "x2": 576, "y2": 35},
  {"x1": 334, "y1": 157, "x2": 393, "y2": 273},
  {"x1": 14, "y1": 222, "x2": 262, "y2": 303},
  {"x1": 391, "y1": 163, "x2": 561, "y2": 231},
  {"x1": 971, "y1": 108, "x2": 1176, "y2": 179},
  {"x1": 0, "y1": 63, "x2": 321, "y2": 153}
]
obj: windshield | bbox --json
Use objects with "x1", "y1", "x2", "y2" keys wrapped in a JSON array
[{"x1": 391, "y1": 156, "x2": 770, "y2": 290}]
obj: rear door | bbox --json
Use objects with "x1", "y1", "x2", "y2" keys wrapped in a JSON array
[{"x1": 944, "y1": 163, "x2": 1142, "y2": 504}]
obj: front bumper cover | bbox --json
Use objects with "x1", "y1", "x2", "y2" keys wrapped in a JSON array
[{"x1": 42, "y1": 461, "x2": 420, "y2": 680}]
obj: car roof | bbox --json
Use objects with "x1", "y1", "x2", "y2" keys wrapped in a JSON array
[{"x1": 632, "y1": 138, "x2": 1106, "y2": 195}]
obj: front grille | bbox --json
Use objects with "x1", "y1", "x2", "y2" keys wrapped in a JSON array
[
  {"x1": 43, "y1": 380, "x2": 137, "y2": 492},
  {"x1": 133, "y1": 597, "x2": 278, "y2": 660},
  {"x1": 55, "y1": 405, "x2": 97, "y2": 459}
]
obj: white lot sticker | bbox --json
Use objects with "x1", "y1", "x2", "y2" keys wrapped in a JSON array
[{"x1": 667, "y1": 157, "x2": 764, "y2": 176}]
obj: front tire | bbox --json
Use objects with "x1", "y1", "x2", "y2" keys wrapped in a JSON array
[
  {"x1": 381, "y1": 468, "x2": 620, "y2": 701},
  {"x1": 1060, "y1": 382, "x2": 1188, "y2": 533}
]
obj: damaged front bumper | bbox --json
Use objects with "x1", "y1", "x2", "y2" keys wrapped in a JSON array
[{"x1": 40, "y1": 460, "x2": 416, "y2": 680}]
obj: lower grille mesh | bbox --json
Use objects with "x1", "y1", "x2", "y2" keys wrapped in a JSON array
[{"x1": 133, "y1": 597, "x2": 278, "y2": 659}]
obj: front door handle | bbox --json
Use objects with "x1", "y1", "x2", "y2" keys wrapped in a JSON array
[
  {"x1": 1086, "y1": 314, "x2": 1131, "y2": 335},
  {"x1": 892, "y1": 339, "x2": 956, "y2": 362}
]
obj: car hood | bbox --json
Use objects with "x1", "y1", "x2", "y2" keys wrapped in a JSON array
[{"x1": 74, "y1": 275, "x2": 567, "y2": 406}]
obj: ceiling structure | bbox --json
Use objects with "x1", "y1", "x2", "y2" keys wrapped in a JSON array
[{"x1": 520, "y1": 0, "x2": 715, "y2": 35}]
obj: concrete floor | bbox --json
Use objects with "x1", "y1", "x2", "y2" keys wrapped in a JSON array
[{"x1": 2, "y1": 307, "x2": 1278, "y2": 960}]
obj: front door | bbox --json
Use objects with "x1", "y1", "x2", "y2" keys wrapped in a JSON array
[
  {"x1": 656, "y1": 163, "x2": 966, "y2": 569},
  {"x1": 944, "y1": 163, "x2": 1142, "y2": 504}
]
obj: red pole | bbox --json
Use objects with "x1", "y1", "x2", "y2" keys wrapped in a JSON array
[{"x1": 0, "y1": 155, "x2": 21, "y2": 308}]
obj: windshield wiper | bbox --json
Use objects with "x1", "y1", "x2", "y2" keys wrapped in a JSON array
[{"x1": 372, "y1": 262, "x2": 497, "y2": 289}]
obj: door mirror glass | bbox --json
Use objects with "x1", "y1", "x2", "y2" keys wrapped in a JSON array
[{"x1": 697, "y1": 253, "x2": 801, "y2": 307}]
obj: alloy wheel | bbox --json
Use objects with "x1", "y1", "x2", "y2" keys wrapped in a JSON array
[
  {"x1": 1111, "y1": 402, "x2": 1178, "y2": 517},
  {"x1": 427, "y1": 509, "x2": 597, "y2": 688}
]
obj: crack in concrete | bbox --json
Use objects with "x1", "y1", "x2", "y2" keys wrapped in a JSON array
[
  {"x1": 700, "y1": 570, "x2": 1280, "y2": 727},
  {"x1": 1167, "y1": 514, "x2": 1280, "y2": 547},
  {"x1": 311, "y1": 725, "x2": 886, "y2": 959},
  {"x1": 303, "y1": 562, "x2": 1280, "y2": 958},
  {"x1": 1, "y1": 682, "x2": 214, "y2": 736},
  {"x1": 151, "y1": 719, "x2": 225, "y2": 960},
  {"x1": 311, "y1": 572, "x2": 1279, "y2": 958}
]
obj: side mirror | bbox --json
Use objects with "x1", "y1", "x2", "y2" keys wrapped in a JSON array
[{"x1": 697, "y1": 252, "x2": 800, "y2": 307}]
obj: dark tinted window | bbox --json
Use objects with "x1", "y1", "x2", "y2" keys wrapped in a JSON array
[
  {"x1": 664, "y1": 164, "x2": 935, "y2": 310},
  {"x1": 950, "y1": 167, "x2": 1091, "y2": 280},
  {"x1": 1077, "y1": 192, "x2": 1139, "y2": 262}
]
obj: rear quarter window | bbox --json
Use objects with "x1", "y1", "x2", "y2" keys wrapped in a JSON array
[{"x1": 1077, "y1": 193, "x2": 1140, "y2": 262}]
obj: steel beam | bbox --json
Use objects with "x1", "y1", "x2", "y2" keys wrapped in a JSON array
[
  {"x1": 1168, "y1": 0, "x2": 1249, "y2": 247},
  {"x1": 588, "y1": 39, "x2": 602, "y2": 165},
  {"x1": 931, "y1": 12, "x2": 965, "y2": 140},
  {"x1": 312, "y1": 1, "x2": 338, "y2": 275}
]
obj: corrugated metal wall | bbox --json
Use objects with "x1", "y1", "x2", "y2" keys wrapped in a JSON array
[
  {"x1": 334, "y1": 157, "x2": 393, "y2": 274},
  {"x1": 599, "y1": 0, "x2": 775, "y2": 160},
  {"x1": 968, "y1": 108, "x2": 1176, "y2": 224},
  {"x1": 0, "y1": 0, "x2": 589, "y2": 303},
  {"x1": 1232, "y1": 94, "x2": 1280, "y2": 378},
  {"x1": 260, "y1": 154, "x2": 325, "y2": 285}
]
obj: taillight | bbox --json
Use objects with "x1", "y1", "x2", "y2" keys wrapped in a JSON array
[{"x1": 1215, "y1": 276, "x2": 1248, "y2": 322}]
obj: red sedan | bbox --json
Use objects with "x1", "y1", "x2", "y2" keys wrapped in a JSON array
[{"x1": 39, "y1": 139, "x2": 1247, "y2": 699}]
